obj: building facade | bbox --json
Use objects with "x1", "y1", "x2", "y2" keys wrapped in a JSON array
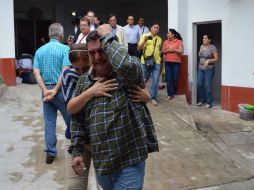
[{"x1": 1, "y1": 0, "x2": 254, "y2": 112}]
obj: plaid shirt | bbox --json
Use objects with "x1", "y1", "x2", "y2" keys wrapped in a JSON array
[
  {"x1": 33, "y1": 39, "x2": 71, "y2": 84},
  {"x1": 71, "y1": 34, "x2": 159, "y2": 175}
]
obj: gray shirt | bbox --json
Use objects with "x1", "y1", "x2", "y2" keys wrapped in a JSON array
[{"x1": 199, "y1": 44, "x2": 217, "y2": 70}]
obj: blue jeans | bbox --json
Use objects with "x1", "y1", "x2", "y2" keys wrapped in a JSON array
[
  {"x1": 197, "y1": 68, "x2": 215, "y2": 105},
  {"x1": 43, "y1": 85, "x2": 70, "y2": 156},
  {"x1": 165, "y1": 62, "x2": 180, "y2": 97},
  {"x1": 142, "y1": 64, "x2": 160, "y2": 100},
  {"x1": 96, "y1": 161, "x2": 145, "y2": 190}
]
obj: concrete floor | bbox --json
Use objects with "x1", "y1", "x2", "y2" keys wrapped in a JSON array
[{"x1": 0, "y1": 84, "x2": 254, "y2": 190}]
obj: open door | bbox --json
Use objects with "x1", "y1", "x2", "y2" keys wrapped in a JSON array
[{"x1": 193, "y1": 21, "x2": 222, "y2": 106}]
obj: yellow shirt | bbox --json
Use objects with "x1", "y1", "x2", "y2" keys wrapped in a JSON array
[{"x1": 139, "y1": 32, "x2": 162, "y2": 64}]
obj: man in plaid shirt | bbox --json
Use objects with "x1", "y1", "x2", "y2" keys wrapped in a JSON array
[{"x1": 71, "y1": 24, "x2": 159, "y2": 189}]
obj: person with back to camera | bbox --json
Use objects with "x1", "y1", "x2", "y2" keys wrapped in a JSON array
[
  {"x1": 197, "y1": 34, "x2": 219, "y2": 108},
  {"x1": 162, "y1": 28, "x2": 184, "y2": 101}
]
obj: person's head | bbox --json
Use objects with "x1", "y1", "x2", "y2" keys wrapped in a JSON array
[
  {"x1": 48, "y1": 23, "x2": 64, "y2": 41},
  {"x1": 138, "y1": 17, "x2": 145, "y2": 27},
  {"x1": 202, "y1": 34, "x2": 212, "y2": 45},
  {"x1": 167, "y1": 28, "x2": 182, "y2": 41},
  {"x1": 150, "y1": 22, "x2": 160, "y2": 36},
  {"x1": 86, "y1": 10, "x2": 95, "y2": 24},
  {"x1": 80, "y1": 17, "x2": 90, "y2": 34},
  {"x1": 86, "y1": 31, "x2": 112, "y2": 78},
  {"x1": 108, "y1": 13, "x2": 117, "y2": 28},
  {"x1": 127, "y1": 15, "x2": 135, "y2": 26},
  {"x1": 69, "y1": 44, "x2": 90, "y2": 75},
  {"x1": 94, "y1": 16, "x2": 102, "y2": 26}
]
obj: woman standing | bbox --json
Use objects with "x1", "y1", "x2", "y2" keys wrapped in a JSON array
[
  {"x1": 162, "y1": 29, "x2": 184, "y2": 101},
  {"x1": 197, "y1": 34, "x2": 219, "y2": 108}
]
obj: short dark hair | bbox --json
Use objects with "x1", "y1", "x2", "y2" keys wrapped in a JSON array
[
  {"x1": 86, "y1": 10, "x2": 95, "y2": 15},
  {"x1": 150, "y1": 22, "x2": 160, "y2": 28},
  {"x1": 69, "y1": 44, "x2": 88, "y2": 63},
  {"x1": 86, "y1": 30, "x2": 100, "y2": 43},
  {"x1": 80, "y1": 17, "x2": 90, "y2": 25},
  {"x1": 108, "y1": 13, "x2": 117, "y2": 21},
  {"x1": 203, "y1": 34, "x2": 212, "y2": 40},
  {"x1": 127, "y1": 14, "x2": 134, "y2": 19}
]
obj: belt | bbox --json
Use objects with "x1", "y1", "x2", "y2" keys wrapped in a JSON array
[
  {"x1": 128, "y1": 43, "x2": 137, "y2": 45},
  {"x1": 45, "y1": 83, "x2": 57, "y2": 87}
]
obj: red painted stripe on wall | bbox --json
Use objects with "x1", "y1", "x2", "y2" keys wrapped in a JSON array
[
  {"x1": 177, "y1": 55, "x2": 192, "y2": 103},
  {"x1": 221, "y1": 85, "x2": 254, "y2": 113},
  {"x1": 0, "y1": 58, "x2": 16, "y2": 86}
]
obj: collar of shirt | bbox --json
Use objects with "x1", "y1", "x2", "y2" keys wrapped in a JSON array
[
  {"x1": 127, "y1": 24, "x2": 135, "y2": 29},
  {"x1": 50, "y1": 39, "x2": 59, "y2": 43}
]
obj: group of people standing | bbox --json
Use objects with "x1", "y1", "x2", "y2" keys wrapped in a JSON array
[
  {"x1": 32, "y1": 9, "x2": 218, "y2": 190},
  {"x1": 33, "y1": 14, "x2": 158, "y2": 190}
]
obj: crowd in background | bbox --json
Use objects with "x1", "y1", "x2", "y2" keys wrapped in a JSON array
[{"x1": 20, "y1": 8, "x2": 218, "y2": 190}]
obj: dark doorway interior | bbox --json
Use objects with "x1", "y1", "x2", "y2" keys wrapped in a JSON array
[
  {"x1": 196, "y1": 22, "x2": 222, "y2": 106},
  {"x1": 15, "y1": 19, "x2": 51, "y2": 56},
  {"x1": 14, "y1": 0, "x2": 168, "y2": 56}
]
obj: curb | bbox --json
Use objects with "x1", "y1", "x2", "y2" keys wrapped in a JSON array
[{"x1": 0, "y1": 84, "x2": 7, "y2": 97}]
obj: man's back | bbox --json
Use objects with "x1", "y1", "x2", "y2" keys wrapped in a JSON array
[{"x1": 33, "y1": 39, "x2": 70, "y2": 84}]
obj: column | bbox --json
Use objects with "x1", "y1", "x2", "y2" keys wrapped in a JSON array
[{"x1": 0, "y1": 0, "x2": 16, "y2": 86}]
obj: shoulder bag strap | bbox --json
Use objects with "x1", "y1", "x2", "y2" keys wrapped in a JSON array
[{"x1": 143, "y1": 37, "x2": 157, "y2": 58}]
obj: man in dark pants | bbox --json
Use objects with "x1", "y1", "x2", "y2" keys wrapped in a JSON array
[{"x1": 123, "y1": 15, "x2": 140, "y2": 57}]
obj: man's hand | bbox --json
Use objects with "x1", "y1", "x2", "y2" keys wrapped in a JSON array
[
  {"x1": 42, "y1": 89, "x2": 57, "y2": 102},
  {"x1": 129, "y1": 85, "x2": 151, "y2": 103},
  {"x1": 96, "y1": 24, "x2": 112, "y2": 37},
  {"x1": 67, "y1": 35, "x2": 74, "y2": 45},
  {"x1": 87, "y1": 78, "x2": 118, "y2": 98},
  {"x1": 72, "y1": 156, "x2": 85, "y2": 176}
]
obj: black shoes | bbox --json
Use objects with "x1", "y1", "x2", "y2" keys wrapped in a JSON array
[{"x1": 46, "y1": 154, "x2": 56, "y2": 164}]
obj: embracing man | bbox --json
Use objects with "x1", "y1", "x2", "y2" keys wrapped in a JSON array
[{"x1": 70, "y1": 24, "x2": 159, "y2": 189}]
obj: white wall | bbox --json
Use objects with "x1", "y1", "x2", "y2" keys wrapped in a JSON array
[
  {"x1": 168, "y1": 0, "x2": 254, "y2": 88},
  {"x1": 0, "y1": 0, "x2": 15, "y2": 58}
]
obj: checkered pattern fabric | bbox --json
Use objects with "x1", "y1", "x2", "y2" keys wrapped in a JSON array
[
  {"x1": 33, "y1": 39, "x2": 71, "y2": 84},
  {"x1": 70, "y1": 34, "x2": 159, "y2": 175}
]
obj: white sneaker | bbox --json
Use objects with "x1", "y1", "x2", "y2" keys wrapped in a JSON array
[
  {"x1": 151, "y1": 99, "x2": 158, "y2": 106},
  {"x1": 205, "y1": 104, "x2": 212, "y2": 108},
  {"x1": 197, "y1": 102, "x2": 203, "y2": 106}
]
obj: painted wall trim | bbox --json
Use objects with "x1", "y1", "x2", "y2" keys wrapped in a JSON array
[
  {"x1": 0, "y1": 58, "x2": 16, "y2": 86},
  {"x1": 221, "y1": 85, "x2": 254, "y2": 113}
]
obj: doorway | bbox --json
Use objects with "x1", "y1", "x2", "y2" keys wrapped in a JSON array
[{"x1": 193, "y1": 21, "x2": 222, "y2": 106}]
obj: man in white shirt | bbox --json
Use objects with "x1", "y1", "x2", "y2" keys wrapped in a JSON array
[
  {"x1": 108, "y1": 13, "x2": 128, "y2": 48},
  {"x1": 123, "y1": 15, "x2": 140, "y2": 57},
  {"x1": 137, "y1": 17, "x2": 149, "y2": 38},
  {"x1": 16, "y1": 53, "x2": 36, "y2": 84},
  {"x1": 75, "y1": 18, "x2": 90, "y2": 44},
  {"x1": 86, "y1": 10, "x2": 97, "y2": 31}
]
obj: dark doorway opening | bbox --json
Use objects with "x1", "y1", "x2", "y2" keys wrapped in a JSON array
[
  {"x1": 15, "y1": 19, "x2": 51, "y2": 56},
  {"x1": 196, "y1": 22, "x2": 222, "y2": 106},
  {"x1": 14, "y1": 0, "x2": 168, "y2": 57}
]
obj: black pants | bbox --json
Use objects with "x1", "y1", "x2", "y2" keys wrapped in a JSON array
[{"x1": 128, "y1": 43, "x2": 139, "y2": 58}]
